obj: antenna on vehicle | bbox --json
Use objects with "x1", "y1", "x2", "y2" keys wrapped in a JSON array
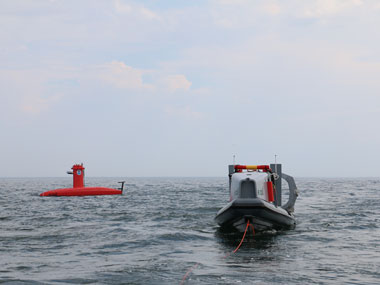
[
  {"x1": 233, "y1": 154, "x2": 236, "y2": 165},
  {"x1": 274, "y1": 154, "x2": 278, "y2": 174},
  {"x1": 118, "y1": 181, "x2": 125, "y2": 193}
]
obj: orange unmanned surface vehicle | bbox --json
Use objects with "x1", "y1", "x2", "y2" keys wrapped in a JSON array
[{"x1": 40, "y1": 164, "x2": 124, "y2": 197}]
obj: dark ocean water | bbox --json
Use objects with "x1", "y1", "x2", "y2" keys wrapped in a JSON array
[{"x1": 0, "y1": 177, "x2": 379, "y2": 284}]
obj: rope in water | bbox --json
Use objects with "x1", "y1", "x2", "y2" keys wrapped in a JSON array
[
  {"x1": 180, "y1": 262, "x2": 200, "y2": 285},
  {"x1": 180, "y1": 220, "x2": 254, "y2": 284}
]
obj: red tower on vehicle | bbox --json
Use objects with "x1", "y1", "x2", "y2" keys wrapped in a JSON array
[{"x1": 69, "y1": 164, "x2": 85, "y2": 188}]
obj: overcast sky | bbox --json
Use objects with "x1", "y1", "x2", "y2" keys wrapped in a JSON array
[{"x1": 1, "y1": 0, "x2": 379, "y2": 177}]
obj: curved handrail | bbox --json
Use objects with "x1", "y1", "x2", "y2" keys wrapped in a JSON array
[{"x1": 281, "y1": 173, "x2": 299, "y2": 213}]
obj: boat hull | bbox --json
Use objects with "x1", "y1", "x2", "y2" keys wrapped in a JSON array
[
  {"x1": 215, "y1": 198, "x2": 295, "y2": 232},
  {"x1": 40, "y1": 187, "x2": 122, "y2": 197}
]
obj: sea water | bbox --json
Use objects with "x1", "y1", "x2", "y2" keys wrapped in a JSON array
[{"x1": 0, "y1": 177, "x2": 379, "y2": 284}]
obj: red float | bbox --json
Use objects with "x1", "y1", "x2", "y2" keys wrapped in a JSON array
[
  {"x1": 40, "y1": 164, "x2": 124, "y2": 197},
  {"x1": 234, "y1": 165, "x2": 272, "y2": 172},
  {"x1": 266, "y1": 181, "x2": 274, "y2": 202}
]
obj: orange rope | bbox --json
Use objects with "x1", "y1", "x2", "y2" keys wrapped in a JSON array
[
  {"x1": 233, "y1": 220, "x2": 250, "y2": 253},
  {"x1": 181, "y1": 220, "x2": 252, "y2": 284},
  {"x1": 250, "y1": 224, "x2": 255, "y2": 236},
  {"x1": 180, "y1": 262, "x2": 199, "y2": 285}
]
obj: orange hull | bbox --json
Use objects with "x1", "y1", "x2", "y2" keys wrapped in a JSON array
[{"x1": 40, "y1": 187, "x2": 122, "y2": 196}]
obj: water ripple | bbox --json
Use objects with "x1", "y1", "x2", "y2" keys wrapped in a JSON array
[{"x1": 0, "y1": 177, "x2": 379, "y2": 284}]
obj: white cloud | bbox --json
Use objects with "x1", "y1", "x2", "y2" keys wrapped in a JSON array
[
  {"x1": 140, "y1": 7, "x2": 161, "y2": 21},
  {"x1": 114, "y1": 0, "x2": 132, "y2": 13},
  {"x1": 164, "y1": 105, "x2": 203, "y2": 120},
  {"x1": 90, "y1": 62, "x2": 192, "y2": 93},
  {"x1": 214, "y1": 0, "x2": 250, "y2": 5},
  {"x1": 0, "y1": 68, "x2": 63, "y2": 116},
  {"x1": 3, "y1": 60, "x2": 151, "y2": 116},
  {"x1": 303, "y1": 0, "x2": 363, "y2": 18},
  {"x1": 94, "y1": 61, "x2": 151, "y2": 90},
  {"x1": 163, "y1": 74, "x2": 192, "y2": 92},
  {"x1": 210, "y1": 0, "x2": 369, "y2": 28},
  {"x1": 21, "y1": 93, "x2": 62, "y2": 114},
  {"x1": 210, "y1": 1, "x2": 283, "y2": 28},
  {"x1": 263, "y1": 3, "x2": 281, "y2": 15},
  {"x1": 0, "y1": 60, "x2": 196, "y2": 118},
  {"x1": 164, "y1": 43, "x2": 260, "y2": 71},
  {"x1": 192, "y1": 87, "x2": 211, "y2": 96},
  {"x1": 114, "y1": 0, "x2": 161, "y2": 21}
]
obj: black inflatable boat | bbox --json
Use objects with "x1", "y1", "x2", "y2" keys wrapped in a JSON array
[{"x1": 215, "y1": 164, "x2": 299, "y2": 232}]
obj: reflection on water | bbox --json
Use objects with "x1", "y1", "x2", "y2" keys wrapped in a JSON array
[{"x1": 215, "y1": 226, "x2": 279, "y2": 250}]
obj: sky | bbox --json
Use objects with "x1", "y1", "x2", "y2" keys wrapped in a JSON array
[{"x1": 1, "y1": 0, "x2": 380, "y2": 177}]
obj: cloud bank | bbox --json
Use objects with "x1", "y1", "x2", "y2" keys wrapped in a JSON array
[{"x1": 1, "y1": 0, "x2": 379, "y2": 176}]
